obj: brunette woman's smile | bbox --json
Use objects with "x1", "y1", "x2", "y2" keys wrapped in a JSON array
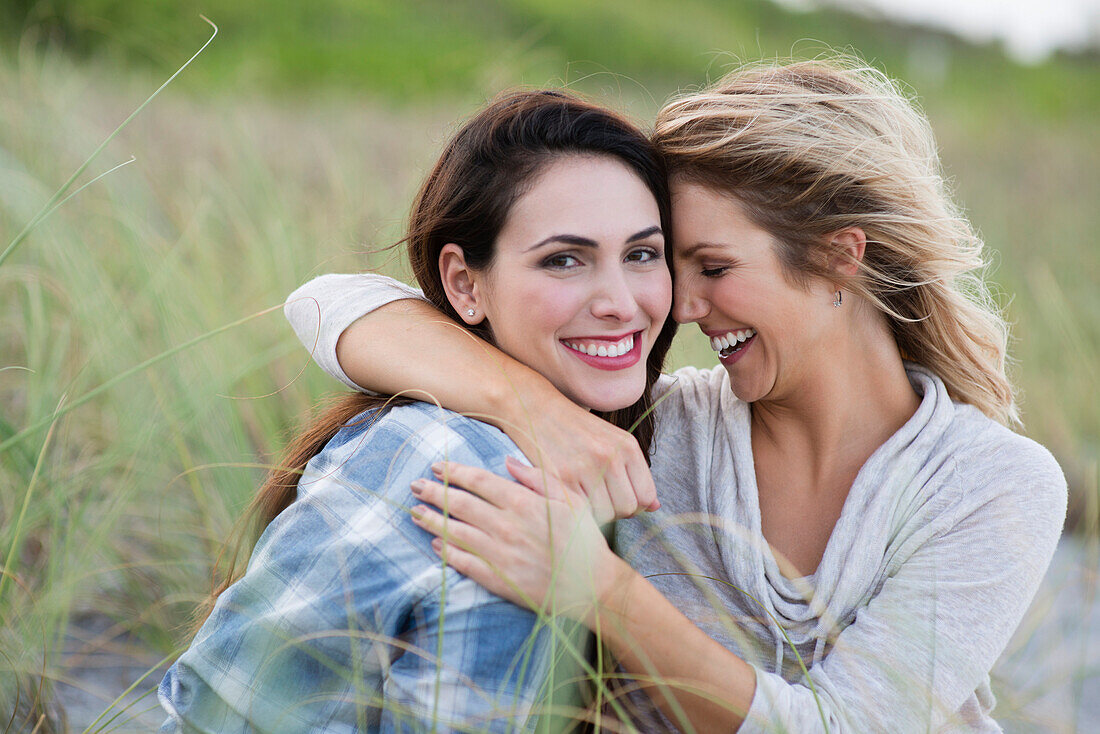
[{"x1": 561, "y1": 330, "x2": 643, "y2": 370}]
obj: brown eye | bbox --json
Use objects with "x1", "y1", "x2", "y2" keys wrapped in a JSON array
[
  {"x1": 543, "y1": 253, "x2": 581, "y2": 269},
  {"x1": 626, "y1": 247, "x2": 660, "y2": 263}
]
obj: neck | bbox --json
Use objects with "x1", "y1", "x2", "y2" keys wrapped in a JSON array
[{"x1": 751, "y1": 306, "x2": 920, "y2": 477}]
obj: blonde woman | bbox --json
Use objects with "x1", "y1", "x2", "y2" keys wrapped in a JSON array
[{"x1": 284, "y1": 61, "x2": 1066, "y2": 732}]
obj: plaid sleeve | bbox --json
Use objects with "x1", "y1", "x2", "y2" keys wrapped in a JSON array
[{"x1": 159, "y1": 403, "x2": 558, "y2": 733}]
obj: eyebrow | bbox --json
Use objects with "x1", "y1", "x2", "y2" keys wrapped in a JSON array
[
  {"x1": 525, "y1": 226, "x2": 663, "y2": 253},
  {"x1": 677, "y1": 241, "x2": 729, "y2": 258}
]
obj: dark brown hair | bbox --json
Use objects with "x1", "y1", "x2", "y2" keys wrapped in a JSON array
[{"x1": 197, "y1": 89, "x2": 677, "y2": 626}]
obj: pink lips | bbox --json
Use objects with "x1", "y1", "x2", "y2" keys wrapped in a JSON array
[{"x1": 561, "y1": 331, "x2": 643, "y2": 371}]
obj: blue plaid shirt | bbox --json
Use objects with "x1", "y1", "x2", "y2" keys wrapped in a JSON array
[{"x1": 159, "y1": 402, "x2": 558, "y2": 733}]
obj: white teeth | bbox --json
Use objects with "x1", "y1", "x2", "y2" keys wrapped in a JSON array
[
  {"x1": 709, "y1": 328, "x2": 757, "y2": 352},
  {"x1": 564, "y1": 334, "x2": 635, "y2": 358}
]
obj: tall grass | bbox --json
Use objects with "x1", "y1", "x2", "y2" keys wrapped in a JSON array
[
  {"x1": 0, "y1": 47, "x2": 435, "y2": 729},
  {"x1": 0, "y1": 33, "x2": 1097, "y2": 734}
]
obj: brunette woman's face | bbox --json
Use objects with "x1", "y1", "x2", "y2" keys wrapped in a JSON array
[
  {"x1": 468, "y1": 155, "x2": 671, "y2": 412},
  {"x1": 669, "y1": 180, "x2": 836, "y2": 404}
]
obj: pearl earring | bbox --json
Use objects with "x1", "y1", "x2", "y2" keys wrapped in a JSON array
[
  {"x1": 833, "y1": 290, "x2": 843, "y2": 308},
  {"x1": 466, "y1": 308, "x2": 475, "y2": 317}
]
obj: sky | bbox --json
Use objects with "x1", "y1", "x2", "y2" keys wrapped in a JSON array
[{"x1": 777, "y1": 0, "x2": 1100, "y2": 62}]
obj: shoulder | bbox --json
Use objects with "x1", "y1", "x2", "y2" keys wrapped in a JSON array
[
  {"x1": 902, "y1": 365, "x2": 1066, "y2": 519},
  {"x1": 928, "y1": 403, "x2": 1067, "y2": 555},
  {"x1": 946, "y1": 404, "x2": 1066, "y2": 501},
  {"x1": 254, "y1": 403, "x2": 522, "y2": 597},
  {"x1": 281, "y1": 401, "x2": 522, "y2": 565},
  {"x1": 311, "y1": 400, "x2": 522, "y2": 487}
]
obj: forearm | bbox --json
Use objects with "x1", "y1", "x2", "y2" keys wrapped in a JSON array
[
  {"x1": 337, "y1": 298, "x2": 563, "y2": 437},
  {"x1": 593, "y1": 556, "x2": 757, "y2": 731},
  {"x1": 287, "y1": 272, "x2": 660, "y2": 513}
]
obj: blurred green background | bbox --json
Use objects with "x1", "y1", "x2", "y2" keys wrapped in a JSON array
[{"x1": 1, "y1": 0, "x2": 1097, "y2": 731}]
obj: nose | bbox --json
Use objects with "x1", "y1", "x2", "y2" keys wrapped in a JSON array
[
  {"x1": 590, "y1": 269, "x2": 640, "y2": 322},
  {"x1": 672, "y1": 276, "x2": 709, "y2": 324}
]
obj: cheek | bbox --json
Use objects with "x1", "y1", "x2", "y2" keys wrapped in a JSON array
[
  {"x1": 639, "y1": 270, "x2": 673, "y2": 323},
  {"x1": 488, "y1": 276, "x2": 586, "y2": 347}
]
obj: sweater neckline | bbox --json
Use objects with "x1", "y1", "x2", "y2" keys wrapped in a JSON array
[{"x1": 721, "y1": 363, "x2": 955, "y2": 623}]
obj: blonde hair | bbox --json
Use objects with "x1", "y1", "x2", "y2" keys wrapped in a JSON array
[{"x1": 655, "y1": 58, "x2": 1017, "y2": 425}]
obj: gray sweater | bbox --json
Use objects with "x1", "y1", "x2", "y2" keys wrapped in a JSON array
[{"x1": 285, "y1": 273, "x2": 1067, "y2": 733}]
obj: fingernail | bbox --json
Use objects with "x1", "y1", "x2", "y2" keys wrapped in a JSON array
[
  {"x1": 648, "y1": 499, "x2": 662, "y2": 512},
  {"x1": 411, "y1": 479, "x2": 427, "y2": 495},
  {"x1": 431, "y1": 462, "x2": 445, "y2": 476},
  {"x1": 411, "y1": 504, "x2": 428, "y2": 519},
  {"x1": 431, "y1": 538, "x2": 443, "y2": 552}
]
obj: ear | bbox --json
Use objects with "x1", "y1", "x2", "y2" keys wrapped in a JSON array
[
  {"x1": 439, "y1": 243, "x2": 485, "y2": 325},
  {"x1": 826, "y1": 227, "x2": 867, "y2": 280}
]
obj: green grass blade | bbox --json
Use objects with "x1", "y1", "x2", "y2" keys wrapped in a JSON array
[
  {"x1": 0, "y1": 397, "x2": 63, "y2": 606},
  {"x1": 0, "y1": 305, "x2": 281, "y2": 456},
  {"x1": 0, "y1": 17, "x2": 218, "y2": 269}
]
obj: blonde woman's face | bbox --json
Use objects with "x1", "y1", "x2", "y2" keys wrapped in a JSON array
[
  {"x1": 670, "y1": 181, "x2": 837, "y2": 404},
  {"x1": 472, "y1": 155, "x2": 671, "y2": 412}
]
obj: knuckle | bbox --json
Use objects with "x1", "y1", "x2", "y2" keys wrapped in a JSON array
[
  {"x1": 447, "y1": 551, "x2": 468, "y2": 575},
  {"x1": 444, "y1": 489, "x2": 467, "y2": 513},
  {"x1": 505, "y1": 493, "x2": 526, "y2": 513}
]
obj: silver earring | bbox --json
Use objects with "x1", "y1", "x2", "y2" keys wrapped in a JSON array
[
  {"x1": 466, "y1": 308, "x2": 475, "y2": 317},
  {"x1": 833, "y1": 290, "x2": 843, "y2": 308}
]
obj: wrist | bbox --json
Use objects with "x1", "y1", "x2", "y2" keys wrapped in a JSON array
[
  {"x1": 485, "y1": 361, "x2": 566, "y2": 434},
  {"x1": 586, "y1": 551, "x2": 639, "y2": 632}
]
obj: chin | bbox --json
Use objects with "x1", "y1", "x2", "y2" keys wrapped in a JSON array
[
  {"x1": 723, "y1": 371, "x2": 768, "y2": 404},
  {"x1": 571, "y1": 384, "x2": 646, "y2": 414},
  {"x1": 588, "y1": 398, "x2": 639, "y2": 413}
]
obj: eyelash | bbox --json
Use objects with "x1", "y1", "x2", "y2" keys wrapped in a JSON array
[
  {"x1": 541, "y1": 247, "x2": 662, "y2": 269},
  {"x1": 626, "y1": 247, "x2": 661, "y2": 263},
  {"x1": 543, "y1": 253, "x2": 581, "y2": 269},
  {"x1": 700, "y1": 266, "x2": 728, "y2": 278}
]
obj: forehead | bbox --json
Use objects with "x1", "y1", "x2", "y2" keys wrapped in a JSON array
[
  {"x1": 669, "y1": 179, "x2": 773, "y2": 256},
  {"x1": 497, "y1": 155, "x2": 660, "y2": 245}
]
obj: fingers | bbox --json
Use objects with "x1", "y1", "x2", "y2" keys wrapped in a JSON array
[
  {"x1": 579, "y1": 477, "x2": 616, "y2": 525},
  {"x1": 409, "y1": 496, "x2": 494, "y2": 555},
  {"x1": 411, "y1": 477, "x2": 496, "y2": 527},
  {"x1": 427, "y1": 536, "x2": 510, "y2": 599},
  {"x1": 623, "y1": 449, "x2": 660, "y2": 512},
  {"x1": 602, "y1": 462, "x2": 641, "y2": 520},
  {"x1": 430, "y1": 461, "x2": 523, "y2": 510},
  {"x1": 567, "y1": 436, "x2": 658, "y2": 520},
  {"x1": 508, "y1": 450, "x2": 653, "y2": 521},
  {"x1": 505, "y1": 456, "x2": 569, "y2": 502},
  {"x1": 436, "y1": 430, "x2": 659, "y2": 523}
]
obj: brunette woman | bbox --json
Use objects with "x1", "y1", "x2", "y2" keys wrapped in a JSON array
[{"x1": 159, "y1": 89, "x2": 677, "y2": 733}]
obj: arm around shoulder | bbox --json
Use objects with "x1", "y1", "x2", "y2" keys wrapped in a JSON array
[{"x1": 284, "y1": 272, "x2": 425, "y2": 390}]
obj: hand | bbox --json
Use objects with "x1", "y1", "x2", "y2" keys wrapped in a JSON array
[
  {"x1": 330, "y1": 294, "x2": 659, "y2": 522},
  {"x1": 498, "y1": 388, "x2": 660, "y2": 524},
  {"x1": 409, "y1": 458, "x2": 623, "y2": 622}
]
